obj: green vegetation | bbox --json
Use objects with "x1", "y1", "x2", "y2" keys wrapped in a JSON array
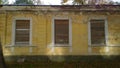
[
  {"x1": 73, "y1": 0, "x2": 85, "y2": 5},
  {"x1": 0, "y1": 0, "x2": 1, "y2": 4},
  {"x1": 14, "y1": 0, "x2": 34, "y2": 5},
  {"x1": 0, "y1": 0, "x2": 9, "y2": 4}
]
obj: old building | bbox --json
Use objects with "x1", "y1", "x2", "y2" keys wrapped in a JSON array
[{"x1": 0, "y1": 5, "x2": 120, "y2": 62}]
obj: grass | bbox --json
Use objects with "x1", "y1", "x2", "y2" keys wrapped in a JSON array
[{"x1": 6, "y1": 61, "x2": 120, "y2": 68}]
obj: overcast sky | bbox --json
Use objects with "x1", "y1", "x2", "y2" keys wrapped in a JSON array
[
  {"x1": 8, "y1": 0, "x2": 120, "y2": 5},
  {"x1": 113, "y1": 0, "x2": 120, "y2": 2}
]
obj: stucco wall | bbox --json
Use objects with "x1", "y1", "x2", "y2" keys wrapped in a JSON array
[{"x1": 1, "y1": 11, "x2": 120, "y2": 56}]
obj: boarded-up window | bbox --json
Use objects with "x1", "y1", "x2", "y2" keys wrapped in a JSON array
[
  {"x1": 54, "y1": 20, "x2": 69, "y2": 44},
  {"x1": 15, "y1": 20, "x2": 30, "y2": 45},
  {"x1": 90, "y1": 20, "x2": 106, "y2": 45}
]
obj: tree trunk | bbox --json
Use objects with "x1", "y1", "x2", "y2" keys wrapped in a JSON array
[{"x1": 0, "y1": 41, "x2": 6, "y2": 68}]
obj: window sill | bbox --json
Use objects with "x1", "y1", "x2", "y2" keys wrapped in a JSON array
[
  {"x1": 5, "y1": 45, "x2": 37, "y2": 48},
  {"x1": 89, "y1": 44, "x2": 120, "y2": 47},
  {"x1": 89, "y1": 44, "x2": 106, "y2": 47},
  {"x1": 54, "y1": 44, "x2": 71, "y2": 47}
]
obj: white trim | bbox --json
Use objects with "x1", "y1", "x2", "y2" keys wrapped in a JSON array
[
  {"x1": 30, "y1": 18, "x2": 32, "y2": 53},
  {"x1": 69, "y1": 18, "x2": 72, "y2": 47},
  {"x1": 12, "y1": 19, "x2": 15, "y2": 46},
  {"x1": 12, "y1": 18, "x2": 32, "y2": 52},
  {"x1": 52, "y1": 17, "x2": 72, "y2": 52},
  {"x1": 105, "y1": 19, "x2": 109, "y2": 46},
  {"x1": 88, "y1": 21, "x2": 91, "y2": 46},
  {"x1": 88, "y1": 18, "x2": 108, "y2": 46},
  {"x1": 11, "y1": 19, "x2": 16, "y2": 52},
  {"x1": 88, "y1": 20, "x2": 92, "y2": 53},
  {"x1": 5, "y1": 45, "x2": 36, "y2": 47},
  {"x1": 51, "y1": 18, "x2": 54, "y2": 52}
]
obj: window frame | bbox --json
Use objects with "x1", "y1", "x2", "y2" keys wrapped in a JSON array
[
  {"x1": 88, "y1": 18, "x2": 108, "y2": 46},
  {"x1": 12, "y1": 18, "x2": 32, "y2": 46},
  {"x1": 52, "y1": 17, "x2": 72, "y2": 47}
]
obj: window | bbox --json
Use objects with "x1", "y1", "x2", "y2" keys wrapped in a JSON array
[
  {"x1": 90, "y1": 19, "x2": 106, "y2": 45},
  {"x1": 14, "y1": 20, "x2": 30, "y2": 45},
  {"x1": 54, "y1": 19, "x2": 69, "y2": 45}
]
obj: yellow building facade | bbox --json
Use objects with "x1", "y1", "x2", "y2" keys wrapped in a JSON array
[{"x1": 0, "y1": 5, "x2": 120, "y2": 59}]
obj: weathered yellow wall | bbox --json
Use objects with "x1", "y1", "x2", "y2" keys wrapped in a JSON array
[
  {"x1": 1, "y1": 11, "x2": 120, "y2": 56},
  {"x1": 0, "y1": 14, "x2": 5, "y2": 43},
  {"x1": 0, "y1": 13, "x2": 6, "y2": 53}
]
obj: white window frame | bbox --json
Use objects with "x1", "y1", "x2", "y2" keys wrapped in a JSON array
[
  {"x1": 88, "y1": 18, "x2": 108, "y2": 46},
  {"x1": 52, "y1": 17, "x2": 72, "y2": 47},
  {"x1": 12, "y1": 18, "x2": 32, "y2": 46}
]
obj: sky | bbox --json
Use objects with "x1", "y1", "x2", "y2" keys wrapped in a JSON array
[
  {"x1": 8, "y1": 0, "x2": 120, "y2": 5},
  {"x1": 113, "y1": 0, "x2": 120, "y2": 2},
  {"x1": 40, "y1": 0, "x2": 62, "y2": 5}
]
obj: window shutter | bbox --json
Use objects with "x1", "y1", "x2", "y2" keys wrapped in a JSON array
[
  {"x1": 90, "y1": 20, "x2": 105, "y2": 45},
  {"x1": 15, "y1": 20, "x2": 30, "y2": 45},
  {"x1": 54, "y1": 20, "x2": 69, "y2": 44}
]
